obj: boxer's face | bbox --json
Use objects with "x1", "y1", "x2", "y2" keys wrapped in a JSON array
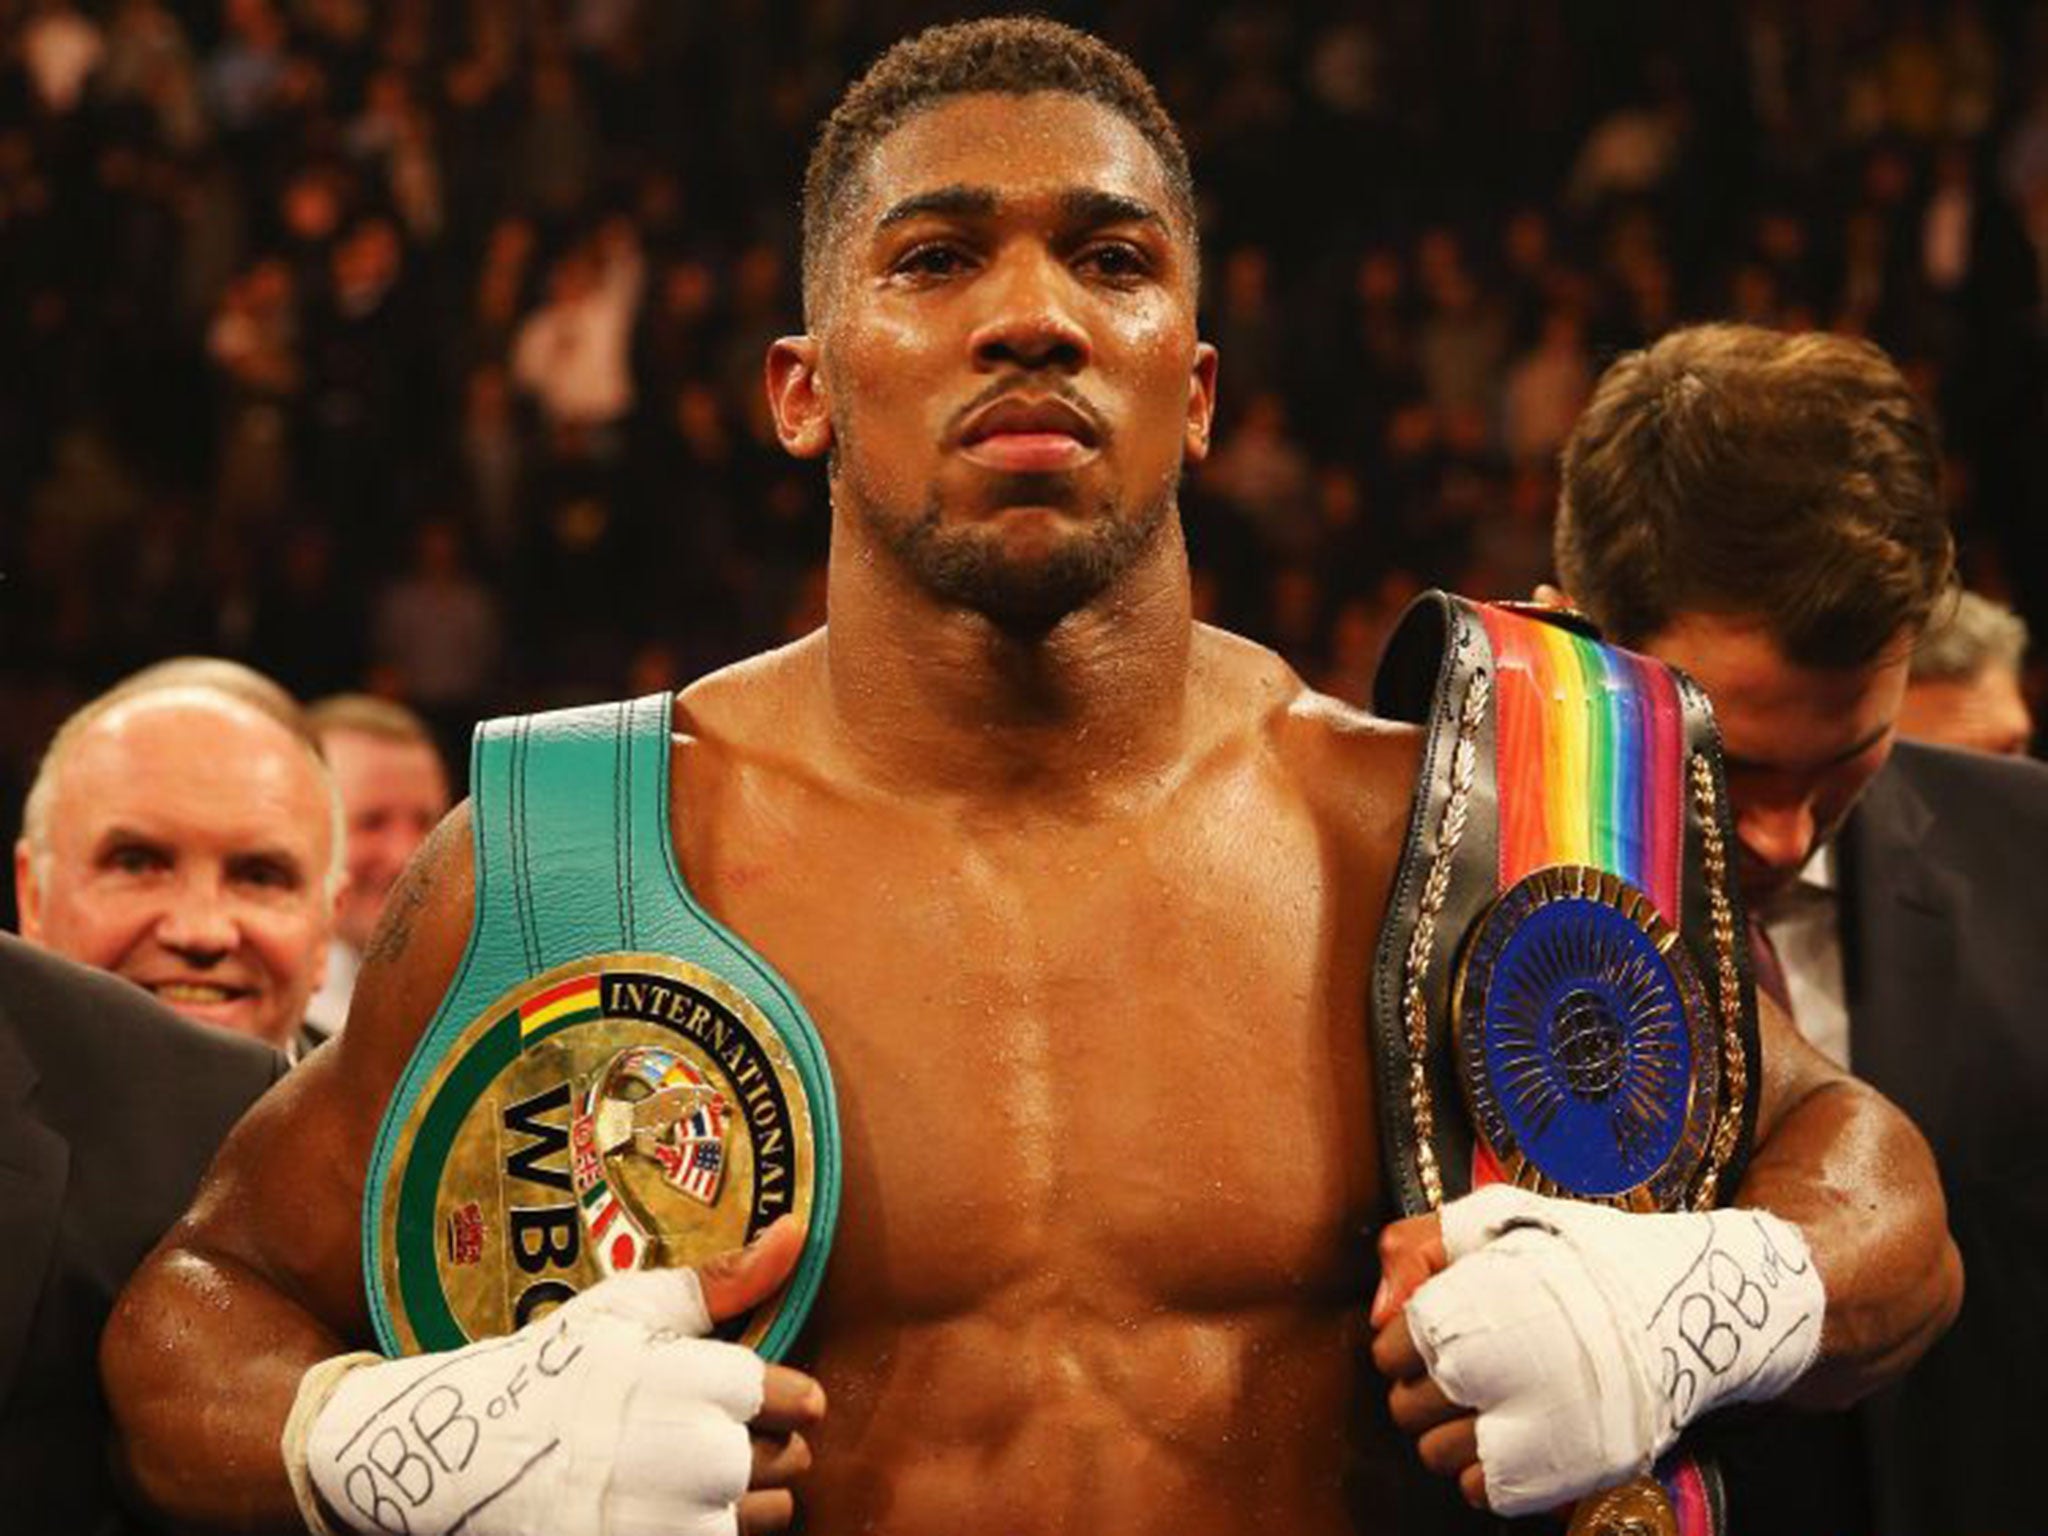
[
  {"x1": 776, "y1": 91, "x2": 1216, "y2": 627},
  {"x1": 1640, "y1": 613, "x2": 1912, "y2": 907},
  {"x1": 16, "y1": 694, "x2": 336, "y2": 1048}
]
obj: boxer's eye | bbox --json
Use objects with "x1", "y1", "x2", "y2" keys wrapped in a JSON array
[
  {"x1": 893, "y1": 243, "x2": 974, "y2": 282},
  {"x1": 1075, "y1": 240, "x2": 1153, "y2": 284}
]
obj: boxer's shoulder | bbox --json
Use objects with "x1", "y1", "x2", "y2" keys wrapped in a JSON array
[
  {"x1": 344, "y1": 801, "x2": 478, "y2": 1079},
  {"x1": 1192, "y1": 624, "x2": 1413, "y2": 750},
  {"x1": 1275, "y1": 685, "x2": 1423, "y2": 777},
  {"x1": 1243, "y1": 648, "x2": 1421, "y2": 832},
  {"x1": 667, "y1": 637, "x2": 841, "y2": 845},
  {"x1": 675, "y1": 634, "x2": 820, "y2": 737},
  {"x1": 1287, "y1": 692, "x2": 1422, "y2": 900},
  {"x1": 671, "y1": 634, "x2": 830, "y2": 772},
  {"x1": 1191, "y1": 623, "x2": 1422, "y2": 876}
]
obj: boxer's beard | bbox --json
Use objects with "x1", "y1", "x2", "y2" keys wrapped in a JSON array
[{"x1": 838, "y1": 434, "x2": 1176, "y2": 633}]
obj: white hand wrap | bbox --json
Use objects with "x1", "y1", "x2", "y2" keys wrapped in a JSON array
[
  {"x1": 292, "y1": 1268, "x2": 765, "y2": 1536},
  {"x1": 1406, "y1": 1185, "x2": 1825, "y2": 1517}
]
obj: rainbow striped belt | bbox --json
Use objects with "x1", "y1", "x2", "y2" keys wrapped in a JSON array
[
  {"x1": 1478, "y1": 603, "x2": 1685, "y2": 923},
  {"x1": 1370, "y1": 592, "x2": 1762, "y2": 1536}
]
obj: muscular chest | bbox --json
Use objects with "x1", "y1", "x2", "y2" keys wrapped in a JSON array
[{"x1": 673, "y1": 760, "x2": 1382, "y2": 1321}]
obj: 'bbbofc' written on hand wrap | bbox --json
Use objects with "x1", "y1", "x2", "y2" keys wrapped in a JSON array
[
  {"x1": 289, "y1": 1268, "x2": 764, "y2": 1536},
  {"x1": 1406, "y1": 1185, "x2": 1825, "y2": 1517}
]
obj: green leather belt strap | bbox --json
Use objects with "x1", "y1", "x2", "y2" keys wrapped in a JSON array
[{"x1": 363, "y1": 692, "x2": 841, "y2": 1362}]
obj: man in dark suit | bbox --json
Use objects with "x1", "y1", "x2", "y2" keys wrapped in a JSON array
[
  {"x1": 1823, "y1": 738, "x2": 2048, "y2": 1533},
  {"x1": 1551, "y1": 321, "x2": 2048, "y2": 1534},
  {"x1": 0, "y1": 933, "x2": 283, "y2": 1535}
]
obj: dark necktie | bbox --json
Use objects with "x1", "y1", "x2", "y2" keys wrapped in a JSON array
[{"x1": 1747, "y1": 912, "x2": 1794, "y2": 1017}]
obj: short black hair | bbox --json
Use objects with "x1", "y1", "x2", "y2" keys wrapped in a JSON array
[{"x1": 801, "y1": 16, "x2": 1195, "y2": 321}]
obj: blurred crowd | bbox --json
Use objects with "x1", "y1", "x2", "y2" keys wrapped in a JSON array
[{"x1": 5, "y1": 0, "x2": 2048, "y2": 923}]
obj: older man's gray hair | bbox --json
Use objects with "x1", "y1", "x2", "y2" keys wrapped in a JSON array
[{"x1": 1912, "y1": 590, "x2": 2030, "y2": 685}]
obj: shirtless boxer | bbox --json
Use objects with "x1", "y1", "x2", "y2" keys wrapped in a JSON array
[{"x1": 104, "y1": 19, "x2": 1959, "y2": 1535}]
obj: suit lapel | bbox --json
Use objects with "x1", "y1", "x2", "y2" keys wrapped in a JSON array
[
  {"x1": 0, "y1": 1001, "x2": 68, "y2": 1398},
  {"x1": 1838, "y1": 758, "x2": 1965, "y2": 1127}
]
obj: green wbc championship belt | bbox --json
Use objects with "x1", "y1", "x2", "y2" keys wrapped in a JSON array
[
  {"x1": 363, "y1": 693, "x2": 841, "y2": 1362},
  {"x1": 1370, "y1": 594, "x2": 1762, "y2": 1536}
]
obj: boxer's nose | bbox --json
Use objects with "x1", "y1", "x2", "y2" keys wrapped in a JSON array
[{"x1": 969, "y1": 246, "x2": 1091, "y2": 374}]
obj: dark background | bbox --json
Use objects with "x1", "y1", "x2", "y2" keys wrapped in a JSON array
[{"x1": 6, "y1": 0, "x2": 2046, "y2": 931}]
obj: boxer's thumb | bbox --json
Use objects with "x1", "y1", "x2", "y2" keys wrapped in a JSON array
[
  {"x1": 698, "y1": 1215, "x2": 805, "y2": 1325},
  {"x1": 1371, "y1": 1211, "x2": 1449, "y2": 1326}
]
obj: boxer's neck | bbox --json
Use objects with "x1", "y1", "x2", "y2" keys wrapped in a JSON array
[{"x1": 818, "y1": 513, "x2": 1197, "y2": 806}]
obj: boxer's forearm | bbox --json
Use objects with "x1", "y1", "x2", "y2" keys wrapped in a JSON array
[
  {"x1": 1735, "y1": 1074, "x2": 1961, "y2": 1410},
  {"x1": 103, "y1": 1240, "x2": 340, "y2": 1532}
]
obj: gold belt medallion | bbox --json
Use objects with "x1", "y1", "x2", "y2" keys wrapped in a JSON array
[
  {"x1": 372, "y1": 953, "x2": 818, "y2": 1355},
  {"x1": 1569, "y1": 1474, "x2": 1680, "y2": 1536}
]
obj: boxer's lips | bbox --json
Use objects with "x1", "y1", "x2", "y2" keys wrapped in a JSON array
[{"x1": 957, "y1": 397, "x2": 1101, "y2": 473}]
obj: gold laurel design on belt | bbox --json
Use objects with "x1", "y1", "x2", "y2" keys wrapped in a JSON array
[
  {"x1": 1688, "y1": 751, "x2": 1746, "y2": 1211},
  {"x1": 1402, "y1": 666, "x2": 1489, "y2": 1211}
]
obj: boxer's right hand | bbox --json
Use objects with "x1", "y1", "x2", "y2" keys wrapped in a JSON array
[{"x1": 295, "y1": 1217, "x2": 824, "y2": 1536}]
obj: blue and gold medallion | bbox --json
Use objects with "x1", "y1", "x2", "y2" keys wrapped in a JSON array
[{"x1": 1453, "y1": 865, "x2": 1718, "y2": 1212}]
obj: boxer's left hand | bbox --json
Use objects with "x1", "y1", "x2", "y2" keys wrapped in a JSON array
[
  {"x1": 1369, "y1": 1213, "x2": 1488, "y2": 1510},
  {"x1": 1369, "y1": 1187, "x2": 1827, "y2": 1518}
]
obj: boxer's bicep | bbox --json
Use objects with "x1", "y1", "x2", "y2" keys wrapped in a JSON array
[
  {"x1": 249, "y1": 801, "x2": 479, "y2": 1321},
  {"x1": 354, "y1": 799, "x2": 477, "y2": 994},
  {"x1": 103, "y1": 1052, "x2": 382, "y2": 1523},
  {"x1": 103, "y1": 807, "x2": 479, "y2": 1527},
  {"x1": 1749, "y1": 986, "x2": 1840, "y2": 1144}
]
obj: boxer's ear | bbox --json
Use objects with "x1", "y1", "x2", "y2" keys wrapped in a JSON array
[
  {"x1": 1532, "y1": 582, "x2": 1574, "y2": 610},
  {"x1": 1184, "y1": 342, "x2": 1219, "y2": 463},
  {"x1": 766, "y1": 336, "x2": 833, "y2": 460}
]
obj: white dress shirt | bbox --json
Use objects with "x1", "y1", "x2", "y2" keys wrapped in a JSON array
[
  {"x1": 304, "y1": 937, "x2": 360, "y2": 1039},
  {"x1": 1757, "y1": 843, "x2": 1851, "y2": 1068}
]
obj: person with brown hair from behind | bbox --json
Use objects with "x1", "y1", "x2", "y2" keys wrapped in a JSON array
[{"x1": 1551, "y1": 322, "x2": 2048, "y2": 1535}]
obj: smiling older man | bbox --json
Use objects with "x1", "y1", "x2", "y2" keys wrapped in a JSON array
[{"x1": 13, "y1": 658, "x2": 343, "y2": 1061}]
